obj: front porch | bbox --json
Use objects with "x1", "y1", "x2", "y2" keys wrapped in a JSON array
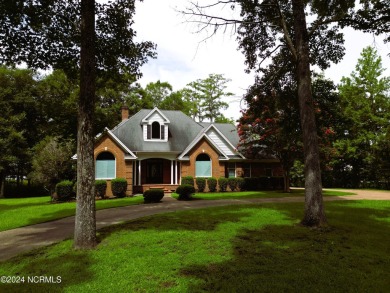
[{"x1": 132, "y1": 158, "x2": 181, "y2": 194}]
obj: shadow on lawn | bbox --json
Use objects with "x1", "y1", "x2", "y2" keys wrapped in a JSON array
[
  {"x1": 97, "y1": 208, "x2": 254, "y2": 242},
  {"x1": 0, "y1": 248, "x2": 93, "y2": 293},
  {"x1": 178, "y1": 201, "x2": 390, "y2": 292}
]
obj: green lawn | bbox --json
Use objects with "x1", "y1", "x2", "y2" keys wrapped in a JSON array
[
  {"x1": 172, "y1": 189, "x2": 356, "y2": 200},
  {"x1": 0, "y1": 190, "x2": 355, "y2": 232},
  {"x1": 0, "y1": 196, "x2": 144, "y2": 232},
  {"x1": 0, "y1": 200, "x2": 389, "y2": 292}
]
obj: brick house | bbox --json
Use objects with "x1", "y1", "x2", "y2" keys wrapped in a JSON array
[{"x1": 94, "y1": 107, "x2": 284, "y2": 196}]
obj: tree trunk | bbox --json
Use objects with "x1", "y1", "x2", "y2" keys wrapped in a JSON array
[
  {"x1": 74, "y1": 0, "x2": 97, "y2": 249},
  {"x1": 283, "y1": 168, "x2": 291, "y2": 193},
  {"x1": 292, "y1": 0, "x2": 327, "y2": 227},
  {"x1": 0, "y1": 172, "x2": 5, "y2": 198}
]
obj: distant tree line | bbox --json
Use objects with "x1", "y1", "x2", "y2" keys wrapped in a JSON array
[{"x1": 0, "y1": 67, "x2": 233, "y2": 197}]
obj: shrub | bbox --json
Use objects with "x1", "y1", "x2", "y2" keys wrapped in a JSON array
[
  {"x1": 95, "y1": 180, "x2": 107, "y2": 199},
  {"x1": 55, "y1": 180, "x2": 74, "y2": 201},
  {"x1": 195, "y1": 177, "x2": 206, "y2": 192},
  {"x1": 111, "y1": 178, "x2": 127, "y2": 197},
  {"x1": 227, "y1": 177, "x2": 238, "y2": 191},
  {"x1": 143, "y1": 189, "x2": 164, "y2": 203},
  {"x1": 207, "y1": 177, "x2": 217, "y2": 192},
  {"x1": 218, "y1": 177, "x2": 228, "y2": 192},
  {"x1": 176, "y1": 184, "x2": 195, "y2": 200},
  {"x1": 181, "y1": 176, "x2": 194, "y2": 186},
  {"x1": 244, "y1": 177, "x2": 259, "y2": 191},
  {"x1": 236, "y1": 177, "x2": 245, "y2": 191}
]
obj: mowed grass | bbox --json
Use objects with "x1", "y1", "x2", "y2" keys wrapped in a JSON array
[
  {"x1": 0, "y1": 190, "x2": 354, "y2": 232},
  {"x1": 0, "y1": 196, "x2": 144, "y2": 232},
  {"x1": 172, "y1": 189, "x2": 356, "y2": 200},
  {"x1": 0, "y1": 200, "x2": 389, "y2": 292}
]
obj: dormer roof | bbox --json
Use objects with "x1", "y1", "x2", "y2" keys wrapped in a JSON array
[{"x1": 141, "y1": 107, "x2": 170, "y2": 124}]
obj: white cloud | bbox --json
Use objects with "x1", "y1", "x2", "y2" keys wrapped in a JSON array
[{"x1": 133, "y1": 0, "x2": 390, "y2": 121}]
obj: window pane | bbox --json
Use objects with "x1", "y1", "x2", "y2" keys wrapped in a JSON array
[
  {"x1": 96, "y1": 160, "x2": 115, "y2": 179},
  {"x1": 152, "y1": 122, "x2": 160, "y2": 139},
  {"x1": 228, "y1": 169, "x2": 235, "y2": 177},
  {"x1": 196, "y1": 161, "x2": 211, "y2": 177}
]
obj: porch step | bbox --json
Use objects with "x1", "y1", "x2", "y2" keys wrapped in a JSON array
[{"x1": 149, "y1": 187, "x2": 173, "y2": 194}]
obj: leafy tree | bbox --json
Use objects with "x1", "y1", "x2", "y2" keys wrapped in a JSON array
[
  {"x1": 37, "y1": 70, "x2": 79, "y2": 140},
  {"x1": 182, "y1": 0, "x2": 369, "y2": 226},
  {"x1": 0, "y1": 108, "x2": 25, "y2": 198},
  {"x1": 145, "y1": 80, "x2": 173, "y2": 108},
  {"x1": 186, "y1": 74, "x2": 232, "y2": 122},
  {"x1": 29, "y1": 136, "x2": 75, "y2": 196},
  {"x1": 95, "y1": 78, "x2": 153, "y2": 131},
  {"x1": 0, "y1": 66, "x2": 42, "y2": 196},
  {"x1": 345, "y1": 1, "x2": 390, "y2": 45},
  {"x1": 180, "y1": 87, "x2": 204, "y2": 121},
  {"x1": 1, "y1": 0, "x2": 156, "y2": 248},
  {"x1": 335, "y1": 46, "x2": 390, "y2": 188},
  {"x1": 159, "y1": 90, "x2": 193, "y2": 115},
  {"x1": 0, "y1": 0, "x2": 156, "y2": 80},
  {"x1": 238, "y1": 68, "x2": 301, "y2": 193},
  {"x1": 214, "y1": 115, "x2": 235, "y2": 124},
  {"x1": 238, "y1": 64, "x2": 340, "y2": 192}
]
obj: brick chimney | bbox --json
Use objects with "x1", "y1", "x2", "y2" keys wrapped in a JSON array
[{"x1": 121, "y1": 106, "x2": 129, "y2": 121}]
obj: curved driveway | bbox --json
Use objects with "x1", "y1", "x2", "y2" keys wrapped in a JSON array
[{"x1": 0, "y1": 189, "x2": 389, "y2": 262}]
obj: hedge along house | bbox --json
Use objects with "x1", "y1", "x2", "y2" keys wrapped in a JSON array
[{"x1": 93, "y1": 107, "x2": 284, "y2": 196}]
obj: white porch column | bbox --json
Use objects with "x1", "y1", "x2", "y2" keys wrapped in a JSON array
[
  {"x1": 175, "y1": 161, "x2": 178, "y2": 184},
  {"x1": 171, "y1": 160, "x2": 174, "y2": 184},
  {"x1": 138, "y1": 161, "x2": 141, "y2": 186}
]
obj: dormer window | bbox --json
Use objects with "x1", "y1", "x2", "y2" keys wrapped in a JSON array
[
  {"x1": 146, "y1": 122, "x2": 165, "y2": 140},
  {"x1": 142, "y1": 108, "x2": 170, "y2": 142},
  {"x1": 152, "y1": 122, "x2": 162, "y2": 139}
]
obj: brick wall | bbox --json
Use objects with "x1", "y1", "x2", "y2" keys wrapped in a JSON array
[
  {"x1": 181, "y1": 139, "x2": 225, "y2": 180},
  {"x1": 94, "y1": 134, "x2": 133, "y2": 196}
]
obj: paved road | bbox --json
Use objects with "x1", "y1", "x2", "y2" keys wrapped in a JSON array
[{"x1": 0, "y1": 189, "x2": 389, "y2": 262}]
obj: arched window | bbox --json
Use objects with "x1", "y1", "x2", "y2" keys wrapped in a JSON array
[
  {"x1": 96, "y1": 152, "x2": 115, "y2": 179},
  {"x1": 146, "y1": 121, "x2": 166, "y2": 140},
  {"x1": 152, "y1": 121, "x2": 161, "y2": 139},
  {"x1": 196, "y1": 153, "x2": 211, "y2": 177}
]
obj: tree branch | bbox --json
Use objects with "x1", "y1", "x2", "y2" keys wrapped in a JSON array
[{"x1": 274, "y1": 0, "x2": 297, "y2": 61}]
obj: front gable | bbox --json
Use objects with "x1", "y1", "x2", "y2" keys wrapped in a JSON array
[
  {"x1": 205, "y1": 126, "x2": 237, "y2": 157},
  {"x1": 95, "y1": 128, "x2": 137, "y2": 160},
  {"x1": 178, "y1": 124, "x2": 244, "y2": 160}
]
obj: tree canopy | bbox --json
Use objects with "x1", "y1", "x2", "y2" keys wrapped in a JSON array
[
  {"x1": 185, "y1": 73, "x2": 232, "y2": 122},
  {"x1": 0, "y1": 0, "x2": 156, "y2": 81}
]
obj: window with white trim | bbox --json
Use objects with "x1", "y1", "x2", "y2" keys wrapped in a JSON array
[
  {"x1": 96, "y1": 152, "x2": 115, "y2": 179},
  {"x1": 146, "y1": 122, "x2": 165, "y2": 140},
  {"x1": 195, "y1": 154, "x2": 211, "y2": 177}
]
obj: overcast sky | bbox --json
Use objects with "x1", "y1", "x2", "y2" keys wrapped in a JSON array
[{"x1": 133, "y1": 0, "x2": 390, "y2": 121}]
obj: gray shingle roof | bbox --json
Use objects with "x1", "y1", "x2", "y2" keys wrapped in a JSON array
[
  {"x1": 111, "y1": 109, "x2": 239, "y2": 153},
  {"x1": 199, "y1": 122, "x2": 240, "y2": 147}
]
